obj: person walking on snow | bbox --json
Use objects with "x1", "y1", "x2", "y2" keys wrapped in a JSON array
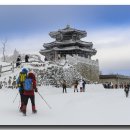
[
  {"x1": 73, "y1": 80, "x2": 79, "y2": 92},
  {"x1": 16, "y1": 68, "x2": 28, "y2": 112},
  {"x1": 82, "y1": 79, "x2": 86, "y2": 92},
  {"x1": 60, "y1": 80, "x2": 67, "y2": 93},
  {"x1": 124, "y1": 83, "x2": 130, "y2": 97},
  {"x1": 22, "y1": 70, "x2": 38, "y2": 115},
  {"x1": 79, "y1": 79, "x2": 83, "y2": 92}
]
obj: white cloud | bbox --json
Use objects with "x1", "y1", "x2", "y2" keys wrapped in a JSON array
[
  {"x1": 0, "y1": 32, "x2": 51, "y2": 56},
  {"x1": 84, "y1": 26, "x2": 130, "y2": 75},
  {"x1": 1, "y1": 25, "x2": 130, "y2": 75}
]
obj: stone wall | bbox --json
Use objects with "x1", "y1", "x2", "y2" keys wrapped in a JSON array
[{"x1": 66, "y1": 55, "x2": 99, "y2": 82}]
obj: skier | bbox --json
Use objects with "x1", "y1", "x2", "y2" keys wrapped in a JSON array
[
  {"x1": 73, "y1": 80, "x2": 78, "y2": 92},
  {"x1": 16, "y1": 68, "x2": 28, "y2": 112},
  {"x1": 22, "y1": 70, "x2": 38, "y2": 115},
  {"x1": 25, "y1": 55, "x2": 29, "y2": 63},
  {"x1": 16, "y1": 55, "x2": 21, "y2": 67},
  {"x1": 124, "y1": 83, "x2": 130, "y2": 97}
]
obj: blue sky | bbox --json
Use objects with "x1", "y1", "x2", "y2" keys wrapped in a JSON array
[
  {"x1": 0, "y1": 5, "x2": 130, "y2": 38},
  {"x1": 0, "y1": 5, "x2": 130, "y2": 75}
]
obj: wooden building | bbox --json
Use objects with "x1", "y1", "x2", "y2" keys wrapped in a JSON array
[
  {"x1": 39, "y1": 25, "x2": 97, "y2": 61},
  {"x1": 99, "y1": 74, "x2": 130, "y2": 88}
]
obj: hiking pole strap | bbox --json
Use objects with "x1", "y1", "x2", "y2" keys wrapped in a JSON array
[
  {"x1": 13, "y1": 92, "x2": 19, "y2": 103},
  {"x1": 38, "y1": 92, "x2": 52, "y2": 109}
]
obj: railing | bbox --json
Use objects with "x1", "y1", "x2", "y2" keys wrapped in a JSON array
[
  {"x1": 0, "y1": 60, "x2": 43, "y2": 77},
  {"x1": 0, "y1": 62, "x2": 15, "y2": 77}
]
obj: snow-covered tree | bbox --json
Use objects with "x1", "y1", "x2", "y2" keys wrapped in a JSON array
[
  {"x1": 1, "y1": 37, "x2": 7, "y2": 62},
  {"x1": 12, "y1": 49, "x2": 19, "y2": 62}
]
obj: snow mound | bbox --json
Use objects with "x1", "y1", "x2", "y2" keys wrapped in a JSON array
[{"x1": 0, "y1": 61, "x2": 10, "y2": 66}]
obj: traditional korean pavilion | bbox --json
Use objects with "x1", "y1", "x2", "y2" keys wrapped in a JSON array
[{"x1": 40, "y1": 25, "x2": 97, "y2": 61}]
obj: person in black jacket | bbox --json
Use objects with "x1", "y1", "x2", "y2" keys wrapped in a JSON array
[
  {"x1": 124, "y1": 83, "x2": 130, "y2": 97},
  {"x1": 60, "y1": 80, "x2": 67, "y2": 93},
  {"x1": 16, "y1": 55, "x2": 21, "y2": 67},
  {"x1": 25, "y1": 55, "x2": 29, "y2": 62},
  {"x1": 82, "y1": 79, "x2": 86, "y2": 92}
]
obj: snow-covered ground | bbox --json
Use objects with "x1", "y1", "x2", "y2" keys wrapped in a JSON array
[
  {"x1": 0, "y1": 84, "x2": 130, "y2": 125},
  {"x1": 0, "y1": 60, "x2": 130, "y2": 125}
]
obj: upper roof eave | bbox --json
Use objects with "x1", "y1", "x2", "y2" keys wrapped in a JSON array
[
  {"x1": 43, "y1": 40, "x2": 93, "y2": 48},
  {"x1": 49, "y1": 26, "x2": 87, "y2": 38}
]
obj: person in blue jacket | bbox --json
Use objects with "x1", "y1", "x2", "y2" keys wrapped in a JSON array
[{"x1": 16, "y1": 68, "x2": 28, "y2": 112}]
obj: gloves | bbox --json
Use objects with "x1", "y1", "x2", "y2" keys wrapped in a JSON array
[{"x1": 35, "y1": 88, "x2": 38, "y2": 92}]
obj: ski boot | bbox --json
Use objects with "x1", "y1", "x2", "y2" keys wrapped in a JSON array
[
  {"x1": 32, "y1": 106, "x2": 37, "y2": 114},
  {"x1": 22, "y1": 105, "x2": 26, "y2": 116},
  {"x1": 19, "y1": 106, "x2": 23, "y2": 112},
  {"x1": 32, "y1": 110, "x2": 37, "y2": 114},
  {"x1": 22, "y1": 110, "x2": 26, "y2": 116}
]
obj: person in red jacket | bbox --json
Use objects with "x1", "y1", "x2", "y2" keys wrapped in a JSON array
[{"x1": 22, "y1": 71, "x2": 38, "y2": 115}]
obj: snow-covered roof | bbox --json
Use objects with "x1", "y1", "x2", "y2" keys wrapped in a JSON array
[
  {"x1": 100, "y1": 74, "x2": 130, "y2": 79},
  {"x1": 49, "y1": 25, "x2": 87, "y2": 39},
  {"x1": 43, "y1": 40, "x2": 93, "y2": 48},
  {"x1": 40, "y1": 46, "x2": 96, "y2": 54}
]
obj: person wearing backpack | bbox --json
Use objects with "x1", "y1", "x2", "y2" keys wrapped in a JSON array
[
  {"x1": 22, "y1": 71, "x2": 38, "y2": 115},
  {"x1": 17, "y1": 68, "x2": 28, "y2": 112}
]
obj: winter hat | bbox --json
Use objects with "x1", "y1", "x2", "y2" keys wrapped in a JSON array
[
  {"x1": 28, "y1": 72, "x2": 35, "y2": 80},
  {"x1": 22, "y1": 68, "x2": 28, "y2": 74}
]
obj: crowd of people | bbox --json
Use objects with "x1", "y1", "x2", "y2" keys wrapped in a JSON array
[
  {"x1": 103, "y1": 82, "x2": 130, "y2": 98},
  {"x1": 59, "y1": 79, "x2": 87, "y2": 93}
]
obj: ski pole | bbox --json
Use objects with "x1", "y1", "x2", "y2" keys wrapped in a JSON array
[
  {"x1": 37, "y1": 92, "x2": 52, "y2": 109},
  {"x1": 13, "y1": 92, "x2": 19, "y2": 103}
]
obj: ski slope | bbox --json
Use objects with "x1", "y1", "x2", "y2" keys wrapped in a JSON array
[{"x1": 0, "y1": 84, "x2": 130, "y2": 125}]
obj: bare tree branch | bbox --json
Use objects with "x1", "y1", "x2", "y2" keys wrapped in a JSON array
[{"x1": 1, "y1": 37, "x2": 7, "y2": 62}]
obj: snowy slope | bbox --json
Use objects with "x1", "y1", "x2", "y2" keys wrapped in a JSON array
[
  {"x1": 0, "y1": 84, "x2": 130, "y2": 125},
  {"x1": 1, "y1": 61, "x2": 130, "y2": 125}
]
